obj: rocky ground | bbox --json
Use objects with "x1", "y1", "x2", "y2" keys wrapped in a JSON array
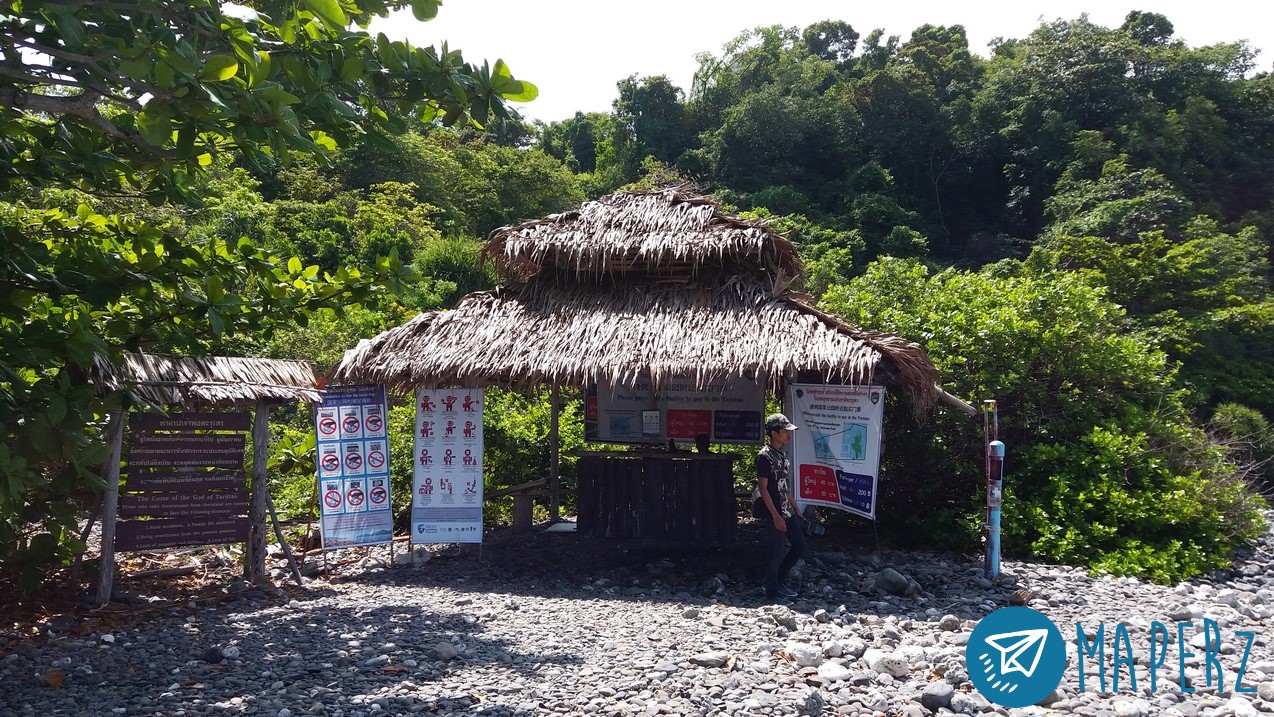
[{"x1": 3, "y1": 513, "x2": 1274, "y2": 717}]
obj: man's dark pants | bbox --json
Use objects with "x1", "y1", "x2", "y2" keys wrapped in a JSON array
[{"x1": 764, "y1": 514, "x2": 805, "y2": 597}]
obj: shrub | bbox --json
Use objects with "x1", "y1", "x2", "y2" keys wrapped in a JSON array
[
  {"x1": 1209, "y1": 403, "x2": 1274, "y2": 488},
  {"x1": 821, "y1": 257, "x2": 1266, "y2": 582}
]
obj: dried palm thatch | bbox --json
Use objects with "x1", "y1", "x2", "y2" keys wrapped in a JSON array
[
  {"x1": 334, "y1": 277, "x2": 940, "y2": 410},
  {"x1": 485, "y1": 186, "x2": 804, "y2": 285},
  {"x1": 337, "y1": 187, "x2": 942, "y2": 410},
  {"x1": 92, "y1": 352, "x2": 321, "y2": 407}
]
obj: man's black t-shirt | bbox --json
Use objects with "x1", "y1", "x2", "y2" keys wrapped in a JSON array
[{"x1": 756, "y1": 445, "x2": 792, "y2": 518}]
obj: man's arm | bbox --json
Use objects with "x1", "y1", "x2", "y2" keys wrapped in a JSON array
[{"x1": 758, "y1": 475, "x2": 787, "y2": 532}]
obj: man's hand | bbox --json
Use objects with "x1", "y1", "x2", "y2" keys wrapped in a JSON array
[{"x1": 772, "y1": 514, "x2": 787, "y2": 532}]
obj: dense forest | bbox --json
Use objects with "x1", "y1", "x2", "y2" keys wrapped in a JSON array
[{"x1": 2, "y1": 3, "x2": 1272, "y2": 586}]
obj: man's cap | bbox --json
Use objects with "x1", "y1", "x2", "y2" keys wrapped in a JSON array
[{"x1": 765, "y1": 413, "x2": 799, "y2": 431}]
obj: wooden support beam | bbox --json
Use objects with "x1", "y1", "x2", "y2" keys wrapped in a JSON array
[
  {"x1": 94, "y1": 408, "x2": 126, "y2": 607},
  {"x1": 246, "y1": 399, "x2": 270, "y2": 585},
  {"x1": 549, "y1": 384, "x2": 561, "y2": 522}
]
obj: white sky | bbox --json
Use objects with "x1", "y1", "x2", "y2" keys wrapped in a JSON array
[{"x1": 374, "y1": 0, "x2": 1274, "y2": 124}]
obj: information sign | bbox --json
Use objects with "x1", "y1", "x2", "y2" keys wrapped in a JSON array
[
  {"x1": 786, "y1": 384, "x2": 886, "y2": 519},
  {"x1": 315, "y1": 385, "x2": 393, "y2": 549},
  {"x1": 413, "y1": 388, "x2": 483, "y2": 543}
]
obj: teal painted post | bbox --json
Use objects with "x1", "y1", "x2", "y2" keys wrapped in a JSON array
[{"x1": 986, "y1": 440, "x2": 1005, "y2": 579}]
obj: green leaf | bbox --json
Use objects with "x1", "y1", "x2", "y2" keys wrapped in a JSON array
[
  {"x1": 339, "y1": 56, "x2": 364, "y2": 82},
  {"x1": 198, "y1": 55, "x2": 239, "y2": 82},
  {"x1": 119, "y1": 56, "x2": 150, "y2": 82},
  {"x1": 495, "y1": 79, "x2": 538, "y2": 102},
  {"x1": 250, "y1": 51, "x2": 272, "y2": 86},
  {"x1": 155, "y1": 61, "x2": 175, "y2": 90},
  {"x1": 206, "y1": 275, "x2": 224, "y2": 303},
  {"x1": 288, "y1": 256, "x2": 302, "y2": 274},
  {"x1": 136, "y1": 102, "x2": 172, "y2": 147},
  {"x1": 410, "y1": 0, "x2": 439, "y2": 21},
  {"x1": 488, "y1": 60, "x2": 537, "y2": 101},
  {"x1": 305, "y1": 0, "x2": 346, "y2": 27},
  {"x1": 47, "y1": 395, "x2": 66, "y2": 424},
  {"x1": 310, "y1": 131, "x2": 337, "y2": 151}
]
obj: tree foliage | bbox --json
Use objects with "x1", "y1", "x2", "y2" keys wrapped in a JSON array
[
  {"x1": 0, "y1": 0, "x2": 535, "y2": 586},
  {"x1": 823, "y1": 259, "x2": 1265, "y2": 582}
]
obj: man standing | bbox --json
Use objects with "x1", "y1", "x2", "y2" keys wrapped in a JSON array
[{"x1": 756, "y1": 413, "x2": 805, "y2": 603}]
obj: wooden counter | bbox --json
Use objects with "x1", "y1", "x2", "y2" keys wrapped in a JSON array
[{"x1": 574, "y1": 451, "x2": 741, "y2": 543}]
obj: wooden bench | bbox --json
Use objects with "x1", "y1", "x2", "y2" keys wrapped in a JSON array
[{"x1": 486, "y1": 478, "x2": 551, "y2": 530}]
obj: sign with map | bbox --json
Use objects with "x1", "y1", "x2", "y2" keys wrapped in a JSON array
[{"x1": 786, "y1": 384, "x2": 886, "y2": 519}]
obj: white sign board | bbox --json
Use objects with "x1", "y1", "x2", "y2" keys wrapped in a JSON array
[
  {"x1": 786, "y1": 384, "x2": 886, "y2": 519},
  {"x1": 586, "y1": 376, "x2": 765, "y2": 444},
  {"x1": 413, "y1": 389, "x2": 484, "y2": 543}
]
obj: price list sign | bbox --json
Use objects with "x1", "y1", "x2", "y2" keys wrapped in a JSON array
[
  {"x1": 786, "y1": 384, "x2": 887, "y2": 519},
  {"x1": 315, "y1": 385, "x2": 393, "y2": 549},
  {"x1": 413, "y1": 389, "x2": 484, "y2": 544}
]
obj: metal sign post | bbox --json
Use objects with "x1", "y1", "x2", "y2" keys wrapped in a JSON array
[{"x1": 983, "y1": 400, "x2": 1004, "y2": 580}]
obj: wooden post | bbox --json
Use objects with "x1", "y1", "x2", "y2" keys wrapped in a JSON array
[
  {"x1": 512, "y1": 493, "x2": 534, "y2": 531},
  {"x1": 94, "y1": 408, "x2": 126, "y2": 607},
  {"x1": 549, "y1": 384, "x2": 561, "y2": 522},
  {"x1": 247, "y1": 399, "x2": 270, "y2": 585},
  {"x1": 266, "y1": 491, "x2": 304, "y2": 587}
]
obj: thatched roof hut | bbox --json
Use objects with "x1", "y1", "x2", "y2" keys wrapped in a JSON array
[
  {"x1": 335, "y1": 187, "x2": 941, "y2": 410},
  {"x1": 93, "y1": 352, "x2": 322, "y2": 407}
]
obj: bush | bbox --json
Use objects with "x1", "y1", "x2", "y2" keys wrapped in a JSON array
[
  {"x1": 821, "y1": 257, "x2": 1266, "y2": 582},
  {"x1": 482, "y1": 387, "x2": 584, "y2": 524},
  {"x1": 1209, "y1": 403, "x2": 1274, "y2": 489}
]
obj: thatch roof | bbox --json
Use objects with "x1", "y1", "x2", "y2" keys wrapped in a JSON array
[
  {"x1": 335, "y1": 187, "x2": 942, "y2": 410},
  {"x1": 334, "y1": 278, "x2": 940, "y2": 409},
  {"x1": 485, "y1": 187, "x2": 803, "y2": 284},
  {"x1": 93, "y1": 352, "x2": 322, "y2": 407}
]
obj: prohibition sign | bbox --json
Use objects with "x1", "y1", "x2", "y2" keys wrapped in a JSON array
[
  {"x1": 324, "y1": 490, "x2": 342, "y2": 509},
  {"x1": 370, "y1": 486, "x2": 387, "y2": 505},
  {"x1": 342, "y1": 415, "x2": 361, "y2": 434},
  {"x1": 367, "y1": 450, "x2": 386, "y2": 469},
  {"x1": 320, "y1": 453, "x2": 340, "y2": 472},
  {"x1": 344, "y1": 451, "x2": 363, "y2": 470},
  {"x1": 318, "y1": 416, "x2": 338, "y2": 435},
  {"x1": 347, "y1": 488, "x2": 365, "y2": 507},
  {"x1": 365, "y1": 413, "x2": 383, "y2": 433}
]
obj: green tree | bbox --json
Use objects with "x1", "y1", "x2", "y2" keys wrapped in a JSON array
[
  {"x1": 1, "y1": 0, "x2": 536, "y2": 202},
  {"x1": 0, "y1": 0, "x2": 535, "y2": 585},
  {"x1": 1034, "y1": 157, "x2": 1274, "y2": 413},
  {"x1": 823, "y1": 258, "x2": 1265, "y2": 582},
  {"x1": 613, "y1": 74, "x2": 693, "y2": 175}
]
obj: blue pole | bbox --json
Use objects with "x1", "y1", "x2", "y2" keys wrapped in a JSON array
[{"x1": 986, "y1": 440, "x2": 1005, "y2": 579}]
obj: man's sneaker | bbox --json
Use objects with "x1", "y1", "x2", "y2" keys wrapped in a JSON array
[
  {"x1": 767, "y1": 594, "x2": 792, "y2": 606},
  {"x1": 777, "y1": 584, "x2": 798, "y2": 598}
]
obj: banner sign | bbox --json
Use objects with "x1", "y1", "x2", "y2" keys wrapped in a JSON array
[
  {"x1": 116, "y1": 411, "x2": 250, "y2": 552},
  {"x1": 787, "y1": 384, "x2": 886, "y2": 519},
  {"x1": 586, "y1": 376, "x2": 764, "y2": 444},
  {"x1": 413, "y1": 389, "x2": 483, "y2": 543},
  {"x1": 315, "y1": 385, "x2": 393, "y2": 549}
]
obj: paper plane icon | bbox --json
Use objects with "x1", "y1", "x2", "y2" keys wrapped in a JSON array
[{"x1": 983, "y1": 629, "x2": 1048, "y2": 678}]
